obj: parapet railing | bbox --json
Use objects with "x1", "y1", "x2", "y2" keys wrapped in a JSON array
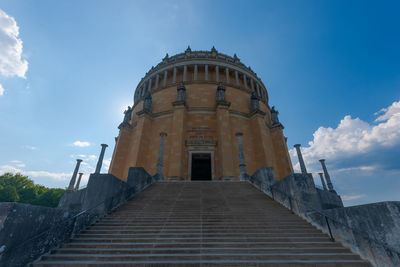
[
  {"x1": 260, "y1": 183, "x2": 400, "y2": 257},
  {"x1": 0, "y1": 179, "x2": 155, "y2": 264}
]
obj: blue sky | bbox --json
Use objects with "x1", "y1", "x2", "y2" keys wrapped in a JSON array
[{"x1": 0, "y1": 0, "x2": 399, "y2": 206}]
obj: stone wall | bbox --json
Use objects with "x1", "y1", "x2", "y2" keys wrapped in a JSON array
[
  {"x1": 306, "y1": 202, "x2": 400, "y2": 267},
  {"x1": 247, "y1": 167, "x2": 400, "y2": 266},
  {"x1": 0, "y1": 167, "x2": 157, "y2": 267},
  {"x1": 248, "y1": 168, "x2": 343, "y2": 213},
  {"x1": 0, "y1": 202, "x2": 73, "y2": 267}
]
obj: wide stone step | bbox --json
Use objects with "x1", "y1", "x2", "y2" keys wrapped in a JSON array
[
  {"x1": 83, "y1": 229, "x2": 321, "y2": 234},
  {"x1": 54, "y1": 247, "x2": 351, "y2": 255},
  {"x1": 39, "y1": 252, "x2": 363, "y2": 262},
  {"x1": 90, "y1": 225, "x2": 318, "y2": 232},
  {"x1": 63, "y1": 241, "x2": 344, "y2": 249},
  {"x1": 62, "y1": 241, "x2": 342, "y2": 248},
  {"x1": 72, "y1": 236, "x2": 332, "y2": 243},
  {"x1": 76, "y1": 232, "x2": 326, "y2": 239}
]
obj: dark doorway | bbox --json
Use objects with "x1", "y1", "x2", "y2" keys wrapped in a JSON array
[{"x1": 191, "y1": 153, "x2": 212, "y2": 180}]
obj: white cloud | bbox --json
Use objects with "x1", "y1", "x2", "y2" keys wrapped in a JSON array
[
  {"x1": 23, "y1": 145, "x2": 37, "y2": 150},
  {"x1": 290, "y1": 100, "x2": 400, "y2": 170},
  {"x1": 342, "y1": 194, "x2": 366, "y2": 201},
  {"x1": 0, "y1": 9, "x2": 28, "y2": 78},
  {"x1": 88, "y1": 155, "x2": 97, "y2": 160},
  {"x1": 73, "y1": 141, "x2": 90, "y2": 147},
  {"x1": 0, "y1": 83, "x2": 4, "y2": 95},
  {"x1": 103, "y1": 158, "x2": 111, "y2": 171},
  {"x1": 0, "y1": 165, "x2": 71, "y2": 181},
  {"x1": 9, "y1": 160, "x2": 25, "y2": 168}
]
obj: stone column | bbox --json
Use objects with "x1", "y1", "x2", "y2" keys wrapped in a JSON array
[
  {"x1": 75, "y1": 173, "x2": 83, "y2": 190},
  {"x1": 250, "y1": 79, "x2": 254, "y2": 92},
  {"x1": 243, "y1": 74, "x2": 248, "y2": 89},
  {"x1": 235, "y1": 133, "x2": 247, "y2": 181},
  {"x1": 294, "y1": 144, "x2": 308, "y2": 175},
  {"x1": 318, "y1": 172, "x2": 328, "y2": 191},
  {"x1": 225, "y1": 67, "x2": 230, "y2": 83},
  {"x1": 147, "y1": 78, "x2": 152, "y2": 93},
  {"x1": 95, "y1": 144, "x2": 108, "y2": 174},
  {"x1": 235, "y1": 71, "x2": 239, "y2": 86},
  {"x1": 194, "y1": 64, "x2": 198, "y2": 81},
  {"x1": 215, "y1": 65, "x2": 219, "y2": 82},
  {"x1": 157, "y1": 132, "x2": 167, "y2": 177},
  {"x1": 155, "y1": 74, "x2": 159, "y2": 89},
  {"x1": 173, "y1": 67, "x2": 177, "y2": 83},
  {"x1": 68, "y1": 159, "x2": 82, "y2": 190},
  {"x1": 205, "y1": 64, "x2": 209, "y2": 81},
  {"x1": 183, "y1": 65, "x2": 187, "y2": 82},
  {"x1": 163, "y1": 70, "x2": 167, "y2": 87},
  {"x1": 319, "y1": 159, "x2": 336, "y2": 193}
]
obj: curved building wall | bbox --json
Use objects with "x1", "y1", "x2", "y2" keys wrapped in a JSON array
[{"x1": 109, "y1": 49, "x2": 293, "y2": 181}]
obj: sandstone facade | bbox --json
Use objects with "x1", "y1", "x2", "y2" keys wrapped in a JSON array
[{"x1": 109, "y1": 47, "x2": 293, "y2": 181}]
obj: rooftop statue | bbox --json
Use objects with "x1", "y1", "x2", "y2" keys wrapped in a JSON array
[{"x1": 118, "y1": 106, "x2": 132, "y2": 129}]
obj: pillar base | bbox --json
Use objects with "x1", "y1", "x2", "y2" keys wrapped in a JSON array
[
  {"x1": 220, "y1": 176, "x2": 235, "y2": 181},
  {"x1": 167, "y1": 176, "x2": 184, "y2": 181}
]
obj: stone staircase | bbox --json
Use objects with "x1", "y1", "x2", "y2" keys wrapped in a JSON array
[{"x1": 33, "y1": 181, "x2": 370, "y2": 266}]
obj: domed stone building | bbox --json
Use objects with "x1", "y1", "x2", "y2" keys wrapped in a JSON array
[{"x1": 109, "y1": 47, "x2": 293, "y2": 181}]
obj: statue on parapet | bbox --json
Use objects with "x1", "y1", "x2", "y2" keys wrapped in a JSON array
[
  {"x1": 271, "y1": 106, "x2": 280, "y2": 125},
  {"x1": 118, "y1": 106, "x2": 132, "y2": 129}
]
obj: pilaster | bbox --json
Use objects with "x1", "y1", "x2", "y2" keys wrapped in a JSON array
[
  {"x1": 270, "y1": 124, "x2": 294, "y2": 180},
  {"x1": 216, "y1": 101, "x2": 234, "y2": 180},
  {"x1": 108, "y1": 127, "x2": 133, "y2": 180},
  {"x1": 250, "y1": 113, "x2": 277, "y2": 175},
  {"x1": 167, "y1": 102, "x2": 186, "y2": 180}
]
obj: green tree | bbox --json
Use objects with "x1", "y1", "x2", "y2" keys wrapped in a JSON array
[
  {"x1": 0, "y1": 185, "x2": 20, "y2": 202},
  {"x1": 0, "y1": 173, "x2": 65, "y2": 207}
]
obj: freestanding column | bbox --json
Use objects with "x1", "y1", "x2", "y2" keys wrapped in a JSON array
[
  {"x1": 205, "y1": 64, "x2": 209, "y2": 81},
  {"x1": 75, "y1": 173, "x2": 83, "y2": 190},
  {"x1": 225, "y1": 67, "x2": 230, "y2": 83},
  {"x1": 243, "y1": 74, "x2": 247, "y2": 89},
  {"x1": 157, "y1": 132, "x2": 167, "y2": 177},
  {"x1": 319, "y1": 159, "x2": 336, "y2": 193},
  {"x1": 294, "y1": 144, "x2": 307, "y2": 175},
  {"x1": 215, "y1": 65, "x2": 219, "y2": 82},
  {"x1": 155, "y1": 74, "x2": 159, "y2": 89},
  {"x1": 235, "y1": 71, "x2": 239, "y2": 86},
  {"x1": 173, "y1": 67, "x2": 177, "y2": 83},
  {"x1": 183, "y1": 65, "x2": 187, "y2": 82},
  {"x1": 68, "y1": 159, "x2": 82, "y2": 190},
  {"x1": 250, "y1": 79, "x2": 255, "y2": 92},
  {"x1": 163, "y1": 70, "x2": 167, "y2": 87},
  {"x1": 236, "y1": 133, "x2": 247, "y2": 181},
  {"x1": 147, "y1": 78, "x2": 152, "y2": 92},
  {"x1": 194, "y1": 64, "x2": 198, "y2": 81},
  {"x1": 95, "y1": 144, "x2": 108, "y2": 174},
  {"x1": 318, "y1": 172, "x2": 328, "y2": 191}
]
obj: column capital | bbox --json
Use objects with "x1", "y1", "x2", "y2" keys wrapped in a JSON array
[
  {"x1": 101, "y1": 144, "x2": 108, "y2": 148},
  {"x1": 319, "y1": 159, "x2": 326, "y2": 163},
  {"x1": 294, "y1": 144, "x2": 301, "y2": 148},
  {"x1": 76, "y1": 159, "x2": 83, "y2": 163},
  {"x1": 160, "y1": 132, "x2": 167, "y2": 137},
  {"x1": 235, "y1": 132, "x2": 243, "y2": 137}
]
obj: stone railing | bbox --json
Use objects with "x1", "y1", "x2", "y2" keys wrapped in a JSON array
[
  {"x1": 246, "y1": 167, "x2": 400, "y2": 267},
  {"x1": 0, "y1": 167, "x2": 159, "y2": 267}
]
